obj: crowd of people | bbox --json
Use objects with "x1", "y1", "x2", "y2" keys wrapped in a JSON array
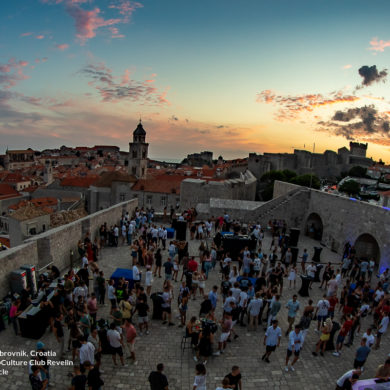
[{"x1": 12, "y1": 207, "x2": 389, "y2": 390}]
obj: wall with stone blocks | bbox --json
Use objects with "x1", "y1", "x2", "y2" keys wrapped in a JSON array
[
  {"x1": 0, "y1": 198, "x2": 138, "y2": 297},
  {"x1": 0, "y1": 241, "x2": 39, "y2": 297}
]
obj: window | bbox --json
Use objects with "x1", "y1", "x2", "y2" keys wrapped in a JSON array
[
  {"x1": 160, "y1": 196, "x2": 167, "y2": 206},
  {"x1": 132, "y1": 151, "x2": 137, "y2": 158},
  {"x1": 142, "y1": 151, "x2": 146, "y2": 158},
  {"x1": 132, "y1": 167, "x2": 136, "y2": 175},
  {"x1": 146, "y1": 195, "x2": 152, "y2": 207},
  {"x1": 120, "y1": 193, "x2": 126, "y2": 202},
  {"x1": 42, "y1": 224, "x2": 46, "y2": 232},
  {"x1": 142, "y1": 168, "x2": 145, "y2": 176}
]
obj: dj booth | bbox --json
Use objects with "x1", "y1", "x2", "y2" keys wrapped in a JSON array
[
  {"x1": 222, "y1": 235, "x2": 257, "y2": 259},
  {"x1": 18, "y1": 288, "x2": 56, "y2": 339}
]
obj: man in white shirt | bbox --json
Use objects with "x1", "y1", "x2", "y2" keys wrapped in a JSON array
[
  {"x1": 247, "y1": 292, "x2": 263, "y2": 330},
  {"x1": 362, "y1": 328, "x2": 375, "y2": 348},
  {"x1": 375, "y1": 314, "x2": 389, "y2": 349},
  {"x1": 306, "y1": 262, "x2": 316, "y2": 288},
  {"x1": 230, "y1": 283, "x2": 241, "y2": 302},
  {"x1": 107, "y1": 279, "x2": 116, "y2": 314},
  {"x1": 314, "y1": 294, "x2": 330, "y2": 332},
  {"x1": 262, "y1": 319, "x2": 282, "y2": 363},
  {"x1": 82, "y1": 255, "x2": 89, "y2": 268},
  {"x1": 335, "y1": 369, "x2": 361, "y2": 389},
  {"x1": 79, "y1": 337, "x2": 95, "y2": 366},
  {"x1": 107, "y1": 323, "x2": 126, "y2": 366},
  {"x1": 113, "y1": 225, "x2": 119, "y2": 246},
  {"x1": 132, "y1": 262, "x2": 141, "y2": 282},
  {"x1": 285, "y1": 325, "x2": 304, "y2": 372}
]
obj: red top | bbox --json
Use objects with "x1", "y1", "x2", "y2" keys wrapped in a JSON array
[{"x1": 188, "y1": 260, "x2": 198, "y2": 272}]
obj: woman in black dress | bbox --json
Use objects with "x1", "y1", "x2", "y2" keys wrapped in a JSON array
[
  {"x1": 154, "y1": 248, "x2": 162, "y2": 278},
  {"x1": 194, "y1": 328, "x2": 213, "y2": 364}
]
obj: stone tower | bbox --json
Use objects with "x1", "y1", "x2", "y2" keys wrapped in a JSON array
[
  {"x1": 44, "y1": 160, "x2": 53, "y2": 185},
  {"x1": 128, "y1": 120, "x2": 149, "y2": 179}
]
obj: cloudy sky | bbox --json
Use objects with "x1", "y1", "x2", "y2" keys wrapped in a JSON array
[{"x1": 2, "y1": 0, "x2": 390, "y2": 161}]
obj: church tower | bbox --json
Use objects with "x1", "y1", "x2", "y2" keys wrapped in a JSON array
[{"x1": 128, "y1": 120, "x2": 149, "y2": 179}]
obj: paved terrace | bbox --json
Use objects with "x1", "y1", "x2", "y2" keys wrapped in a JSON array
[{"x1": 0, "y1": 229, "x2": 388, "y2": 390}]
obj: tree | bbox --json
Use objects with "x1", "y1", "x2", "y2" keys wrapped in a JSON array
[
  {"x1": 290, "y1": 174, "x2": 320, "y2": 189},
  {"x1": 339, "y1": 180, "x2": 360, "y2": 195},
  {"x1": 348, "y1": 166, "x2": 367, "y2": 178}
]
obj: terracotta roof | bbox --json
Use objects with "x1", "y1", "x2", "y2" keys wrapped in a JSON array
[
  {"x1": 94, "y1": 171, "x2": 137, "y2": 188},
  {"x1": 132, "y1": 174, "x2": 185, "y2": 194},
  {"x1": 0, "y1": 183, "x2": 20, "y2": 199},
  {"x1": 60, "y1": 176, "x2": 99, "y2": 188},
  {"x1": 9, "y1": 197, "x2": 58, "y2": 211},
  {"x1": 2, "y1": 173, "x2": 31, "y2": 183},
  {"x1": 0, "y1": 237, "x2": 10, "y2": 248},
  {"x1": 9, "y1": 203, "x2": 51, "y2": 221},
  {"x1": 380, "y1": 190, "x2": 390, "y2": 196}
]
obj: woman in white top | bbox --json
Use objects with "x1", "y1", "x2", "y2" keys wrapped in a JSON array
[
  {"x1": 198, "y1": 270, "x2": 206, "y2": 297},
  {"x1": 288, "y1": 266, "x2": 297, "y2": 289},
  {"x1": 145, "y1": 265, "x2": 153, "y2": 296},
  {"x1": 229, "y1": 265, "x2": 238, "y2": 284},
  {"x1": 193, "y1": 363, "x2": 206, "y2": 390}
]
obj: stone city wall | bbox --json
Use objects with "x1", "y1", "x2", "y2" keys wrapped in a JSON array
[
  {"x1": 180, "y1": 170, "x2": 257, "y2": 210},
  {"x1": 0, "y1": 198, "x2": 138, "y2": 297}
]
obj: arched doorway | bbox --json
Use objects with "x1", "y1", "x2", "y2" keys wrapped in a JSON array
[
  {"x1": 354, "y1": 233, "x2": 380, "y2": 264},
  {"x1": 306, "y1": 212, "x2": 323, "y2": 240}
]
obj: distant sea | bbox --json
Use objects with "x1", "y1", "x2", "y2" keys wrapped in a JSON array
[{"x1": 152, "y1": 157, "x2": 182, "y2": 163}]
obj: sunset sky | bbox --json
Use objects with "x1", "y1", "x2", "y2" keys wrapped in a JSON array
[{"x1": 2, "y1": 0, "x2": 390, "y2": 161}]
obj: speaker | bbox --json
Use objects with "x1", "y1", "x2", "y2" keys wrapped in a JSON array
[
  {"x1": 176, "y1": 221, "x2": 187, "y2": 241},
  {"x1": 313, "y1": 247, "x2": 322, "y2": 263},
  {"x1": 290, "y1": 247, "x2": 299, "y2": 265},
  {"x1": 289, "y1": 228, "x2": 300, "y2": 247}
]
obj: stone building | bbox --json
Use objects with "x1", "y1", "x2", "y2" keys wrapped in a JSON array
[
  {"x1": 4, "y1": 149, "x2": 35, "y2": 170},
  {"x1": 248, "y1": 142, "x2": 373, "y2": 181},
  {"x1": 182, "y1": 151, "x2": 213, "y2": 167}
]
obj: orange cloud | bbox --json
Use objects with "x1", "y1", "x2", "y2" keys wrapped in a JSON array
[
  {"x1": 256, "y1": 90, "x2": 360, "y2": 121},
  {"x1": 56, "y1": 43, "x2": 69, "y2": 50},
  {"x1": 369, "y1": 37, "x2": 390, "y2": 52},
  {"x1": 36, "y1": 35, "x2": 45, "y2": 39}
]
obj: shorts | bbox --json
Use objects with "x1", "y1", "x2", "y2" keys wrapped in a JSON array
[
  {"x1": 353, "y1": 359, "x2": 365, "y2": 369},
  {"x1": 165, "y1": 274, "x2": 172, "y2": 280},
  {"x1": 111, "y1": 346, "x2": 123, "y2": 356},
  {"x1": 219, "y1": 332, "x2": 230, "y2": 343},
  {"x1": 266, "y1": 345, "x2": 276, "y2": 352},
  {"x1": 317, "y1": 315, "x2": 327, "y2": 323},
  {"x1": 127, "y1": 341, "x2": 135, "y2": 353},
  {"x1": 162, "y1": 307, "x2": 171, "y2": 314},
  {"x1": 336, "y1": 334, "x2": 345, "y2": 344},
  {"x1": 286, "y1": 348, "x2": 300, "y2": 357},
  {"x1": 110, "y1": 298, "x2": 117, "y2": 308},
  {"x1": 138, "y1": 316, "x2": 148, "y2": 323},
  {"x1": 244, "y1": 267, "x2": 250, "y2": 274}
]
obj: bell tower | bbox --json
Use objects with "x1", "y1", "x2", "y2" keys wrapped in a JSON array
[{"x1": 128, "y1": 120, "x2": 148, "y2": 179}]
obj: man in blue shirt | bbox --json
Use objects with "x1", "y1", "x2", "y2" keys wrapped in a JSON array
[
  {"x1": 354, "y1": 338, "x2": 370, "y2": 369},
  {"x1": 285, "y1": 295, "x2": 300, "y2": 336},
  {"x1": 208, "y1": 286, "x2": 218, "y2": 310},
  {"x1": 285, "y1": 325, "x2": 304, "y2": 372}
]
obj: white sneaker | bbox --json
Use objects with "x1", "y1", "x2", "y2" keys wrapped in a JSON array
[
  {"x1": 145, "y1": 330, "x2": 150, "y2": 335},
  {"x1": 332, "y1": 352, "x2": 340, "y2": 357},
  {"x1": 290, "y1": 366, "x2": 295, "y2": 372},
  {"x1": 213, "y1": 351, "x2": 221, "y2": 356},
  {"x1": 203, "y1": 360, "x2": 207, "y2": 365},
  {"x1": 193, "y1": 356, "x2": 198, "y2": 362},
  {"x1": 285, "y1": 366, "x2": 289, "y2": 372}
]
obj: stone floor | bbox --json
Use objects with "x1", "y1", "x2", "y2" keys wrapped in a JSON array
[{"x1": 0, "y1": 228, "x2": 388, "y2": 390}]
